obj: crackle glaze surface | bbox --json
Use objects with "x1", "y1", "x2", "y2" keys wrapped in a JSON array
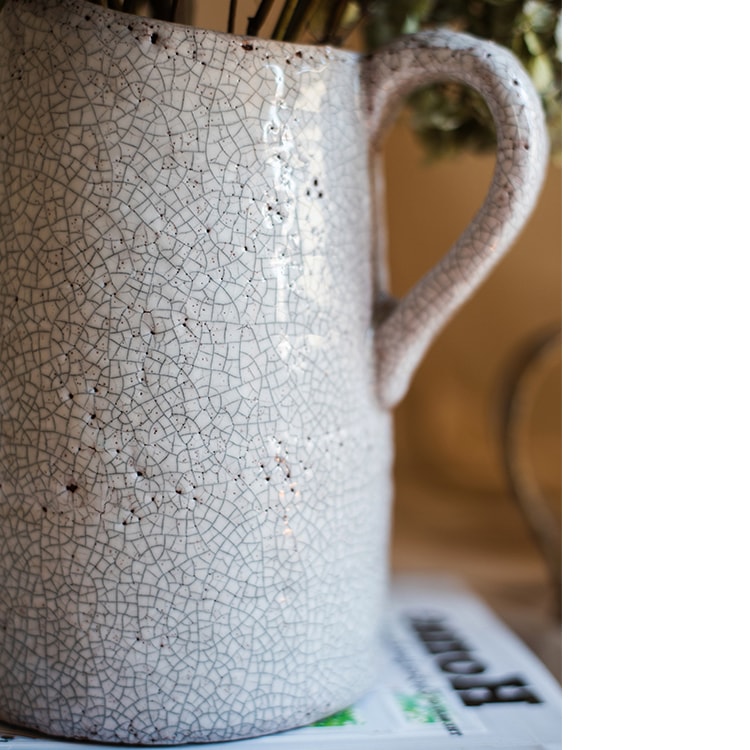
[{"x1": 0, "y1": 0, "x2": 547, "y2": 744}]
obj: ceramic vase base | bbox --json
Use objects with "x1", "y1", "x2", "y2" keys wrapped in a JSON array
[{"x1": 0, "y1": 681, "x2": 371, "y2": 745}]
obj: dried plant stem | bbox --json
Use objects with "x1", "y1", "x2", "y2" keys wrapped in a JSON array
[
  {"x1": 227, "y1": 0, "x2": 237, "y2": 33},
  {"x1": 283, "y1": 0, "x2": 318, "y2": 41},
  {"x1": 322, "y1": 0, "x2": 349, "y2": 44},
  {"x1": 246, "y1": 0, "x2": 275, "y2": 36},
  {"x1": 270, "y1": 0, "x2": 296, "y2": 39}
]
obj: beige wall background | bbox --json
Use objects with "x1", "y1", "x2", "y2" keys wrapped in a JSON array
[
  {"x1": 384, "y1": 123, "x2": 561, "y2": 496},
  {"x1": 383, "y1": 124, "x2": 561, "y2": 631},
  {"x1": 382, "y1": 124, "x2": 561, "y2": 677}
]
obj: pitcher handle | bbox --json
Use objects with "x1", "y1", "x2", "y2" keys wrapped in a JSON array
[{"x1": 361, "y1": 30, "x2": 549, "y2": 409}]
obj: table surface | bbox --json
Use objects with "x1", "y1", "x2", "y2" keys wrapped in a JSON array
[{"x1": 390, "y1": 473, "x2": 562, "y2": 683}]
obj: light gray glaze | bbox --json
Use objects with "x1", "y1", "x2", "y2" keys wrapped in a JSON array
[{"x1": 0, "y1": 0, "x2": 547, "y2": 743}]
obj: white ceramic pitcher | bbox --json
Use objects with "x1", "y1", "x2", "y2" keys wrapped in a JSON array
[{"x1": 0, "y1": 0, "x2": 547, "y2": 743}]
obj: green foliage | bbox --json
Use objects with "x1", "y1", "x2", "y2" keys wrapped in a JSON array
[
  {"x1": 397, "y1": 692, "x2": 441, "y2": 724},
  {"x1": 361, "y1": 0, "x2": 561, "y2": 160},
  {"x1": 311, "y1": 706, "x2": 359, "y2": 726},
  {"x1": 76, "y1": 0, "x2": 562, "y2": 160}
]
